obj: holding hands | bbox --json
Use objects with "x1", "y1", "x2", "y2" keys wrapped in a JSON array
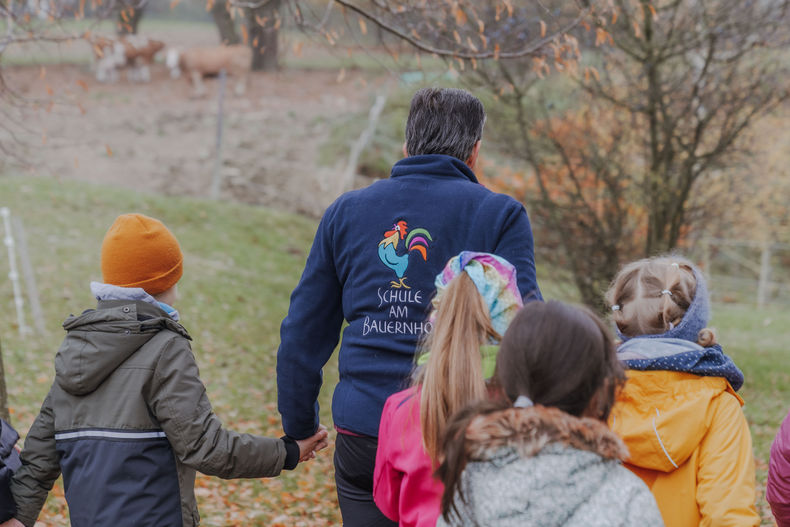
[{"x1": 296, "y1": 424, "x2": 329, "y2": 462}]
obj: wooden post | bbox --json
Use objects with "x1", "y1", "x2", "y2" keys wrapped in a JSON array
[{"x1": 757, "y1": 243, "x2": 772, "y2": 308}]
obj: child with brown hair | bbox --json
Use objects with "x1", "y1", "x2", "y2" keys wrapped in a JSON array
[
  {"x1": 4, "y1": 213, "x2": 328, "y2": 527},
  {"x1": 606, "y1": 256, "x2": 759, "y2": 526},
  {"x1": 435, "y1": 301, "x2": 662, "y2": 526},
  {"x1": 373, "y1": 252, "x2": 524, "y2": 527}
]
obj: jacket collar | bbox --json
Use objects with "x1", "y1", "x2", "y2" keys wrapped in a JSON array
[
  {"x1": 465, "y1": 405, "x2": 628, "y2": 462},
  {"x1": 91, "y1": 281, "x2": 180, "y2": 321},
  {"x1": 93, "y1": 299, "x2": 191, "y2": 339},
  {"x1": 390, "y1": 154, "x2": 479, "y2": 183}
]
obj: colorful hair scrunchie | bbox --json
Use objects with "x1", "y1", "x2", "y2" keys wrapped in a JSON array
[
  {"x1": 414, "y1": 252, "x2": 524, "y2": 378},
  {"x1": 431, "y1": 251, "x2": 523, "y2": 340}
]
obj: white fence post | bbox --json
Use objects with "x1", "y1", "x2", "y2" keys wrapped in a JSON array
[
  {"x1": 343, "y1": 92, "x2": 388, "y2": 193},
  {"x1": 1, "y1": 207, "x2": 30, "y2": 335},
  {"x1": 13, "y1": 217, "x2": 45, "y2": 334}
]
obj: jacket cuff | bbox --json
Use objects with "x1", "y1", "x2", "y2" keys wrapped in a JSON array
[{"x1": 281, "y1": 436, "x2": 300, "y2": 470}]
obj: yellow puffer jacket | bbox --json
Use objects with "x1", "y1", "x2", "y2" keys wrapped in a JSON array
[{"x1": 610, "y1": 370, "x2": 759, "y2": 527}]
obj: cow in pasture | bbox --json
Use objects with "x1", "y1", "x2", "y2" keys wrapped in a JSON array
[
  {"x1": 91, "y1": 35, "x2": 165, "y2": 83},
  {"x1": 165, "y1": 45, "x2": 252, "y2": 97}
]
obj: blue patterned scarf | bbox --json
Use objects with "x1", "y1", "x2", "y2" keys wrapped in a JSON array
[{"x1": 618, "y1": 337, "x2": 744, "y2": 391}]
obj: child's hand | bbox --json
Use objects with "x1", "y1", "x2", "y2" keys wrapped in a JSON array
[
  {"x1": 0, "y1": 519, "x2": 25, "y2": 527},
  {"x1": 296, "y1": 424, "x2": 329, "y2": 462}
]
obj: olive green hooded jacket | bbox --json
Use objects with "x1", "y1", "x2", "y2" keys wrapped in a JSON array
[{"x1": 11, "y1": 300, "x2": 288, "y2": 527}]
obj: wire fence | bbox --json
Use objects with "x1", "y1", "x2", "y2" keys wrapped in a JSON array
[
  {"x1": 534, "y1": 237, "x2": 790, "y2": 308},
  {"x1": 686, "y1": 238, "x2": 789, "y2": 307}
]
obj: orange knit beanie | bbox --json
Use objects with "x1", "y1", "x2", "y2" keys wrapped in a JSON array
[{"x1": 101, "y1": 213, "x2": 183, "y2": 295}]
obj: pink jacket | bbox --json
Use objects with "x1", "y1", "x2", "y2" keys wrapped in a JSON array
[
  {"x1": 374, "y1": 387, "x2": 442, "y2": 527},
  {"x1": 769, "y1": 409, "x2": 790, "y2": 527}
]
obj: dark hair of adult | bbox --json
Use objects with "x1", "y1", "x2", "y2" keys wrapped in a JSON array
[
  {"x1": 404, "y1": 87, "x2": 486, "y2": 162},
  {"x1": 436, "y1": 300, "x2": 626, "y2": 520}
]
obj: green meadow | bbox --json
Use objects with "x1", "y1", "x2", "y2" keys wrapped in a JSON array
[{"x1": 0, "y1": 176, "x2": 786, "y2": 525}]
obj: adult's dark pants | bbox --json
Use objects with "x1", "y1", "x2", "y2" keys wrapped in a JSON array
[{"x1": 334, "y1": 432, "x2": 398, "y2": 527}]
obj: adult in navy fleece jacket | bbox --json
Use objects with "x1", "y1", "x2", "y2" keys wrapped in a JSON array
[{"x1": 276, "y1": 88, "x2": 541, "y2": 524}]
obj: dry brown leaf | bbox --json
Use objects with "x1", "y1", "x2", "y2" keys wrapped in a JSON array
[{"x1": 454, "y1": 7, "x2": 467, "y2": 26}]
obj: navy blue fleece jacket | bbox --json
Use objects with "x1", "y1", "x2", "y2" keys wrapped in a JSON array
[{"x1": 276, "y1": 154, "x2": 541, "y2": 438}]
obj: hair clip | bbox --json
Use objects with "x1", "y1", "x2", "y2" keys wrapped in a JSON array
[
  {"x1": 661, "y1": 289, "x2": 673, "y2": 296},
  {"x1": 671, "y1": 262, "x2": 680, "y2": 269},
  {"x1": 611, "y1": 305, "x2": 620, "y2": 312},
  {"x1": 513, "y1": 395, "x2": 534, "y2": 408}
]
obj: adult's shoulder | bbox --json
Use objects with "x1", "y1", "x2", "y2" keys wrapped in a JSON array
[
  {"x1": 478, "y1": 186, "x2": 525, "y2": 208},
  {"x1": 326, "y1": 180, "x2": 390, "y2": 209}
]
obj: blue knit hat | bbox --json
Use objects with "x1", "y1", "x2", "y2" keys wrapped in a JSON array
[{"x1": 617, "y1": 264, "x2": 710, "y2": 343}]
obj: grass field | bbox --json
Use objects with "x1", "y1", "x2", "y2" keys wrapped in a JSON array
[{"x1": 0, "y1": 175, "x2": 787, "y2": 525}]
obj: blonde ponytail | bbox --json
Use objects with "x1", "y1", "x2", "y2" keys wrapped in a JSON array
[{"x1": 415, "y1": 272, "x2": 494, "y2": 464}]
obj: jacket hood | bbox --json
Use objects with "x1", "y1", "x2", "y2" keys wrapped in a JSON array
[
  {"x1": 617, "y1": 265, "x2": 709, "y2": 344},
  {"x1": 55, "y1": 300, "x2": 190, "y2": 396},
  {"x1": 611, "y1": 369, "x2": 742, "y2": 473},
  {"x1": 454, "y1": 406, "x2": 631, "y2": 525},
  {"x1": 465, "y1": 405, "x2": 628, "y2": 463}
]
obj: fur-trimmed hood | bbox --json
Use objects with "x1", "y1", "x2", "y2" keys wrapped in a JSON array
[
  {"x1": 464, "y1": 405, "x2": 629, "y2": 463},
  {"x1": 437, "y1": 406, "x2": 663, "y2": 527}
]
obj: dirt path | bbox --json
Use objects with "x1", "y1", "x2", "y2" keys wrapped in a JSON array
[{"x1": 2, "y1": 61, "x2": 385, "y2": 216}]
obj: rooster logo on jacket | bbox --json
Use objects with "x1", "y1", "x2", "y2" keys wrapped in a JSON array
[{"x1": 377, "y1": 220, "x2": 433, "y2": 289}]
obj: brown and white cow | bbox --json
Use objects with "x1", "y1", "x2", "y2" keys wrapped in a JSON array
[
  {"x1": 166, "y1": 45, "x2": 252, "y2": 97},
  {"x1": 92, "y1": 35, "x2": 165, "y2": 83}
]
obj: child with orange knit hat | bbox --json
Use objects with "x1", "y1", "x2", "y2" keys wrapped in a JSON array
[{"x1": 4, "y1": 213, "x2": 328, "y2": 527}]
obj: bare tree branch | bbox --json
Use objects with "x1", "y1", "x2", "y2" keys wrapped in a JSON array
[{"x1": 329, "y1": 0, "x2": 593, "y2": 60}]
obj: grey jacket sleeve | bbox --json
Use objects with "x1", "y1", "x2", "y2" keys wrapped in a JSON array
[
  {"x1": 147, "y1": 336, "x2": 287, "y2": 479},
  {"x1": 10, "y1": 393, "x2": 61, "y2": 527}
]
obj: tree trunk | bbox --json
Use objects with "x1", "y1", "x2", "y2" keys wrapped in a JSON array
[
  {"x1": 117, "y1": 4, "x2": 144, "y2": 35},
  {"x1": 211, "y1": 0, "x2": 241, "y2": 45},
  {"x1": 0, "y1": 338, "x2": 10, "y2": 423},
  {"x1": 246, "y1": 0, "x2": 281, "y2": 72}
]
